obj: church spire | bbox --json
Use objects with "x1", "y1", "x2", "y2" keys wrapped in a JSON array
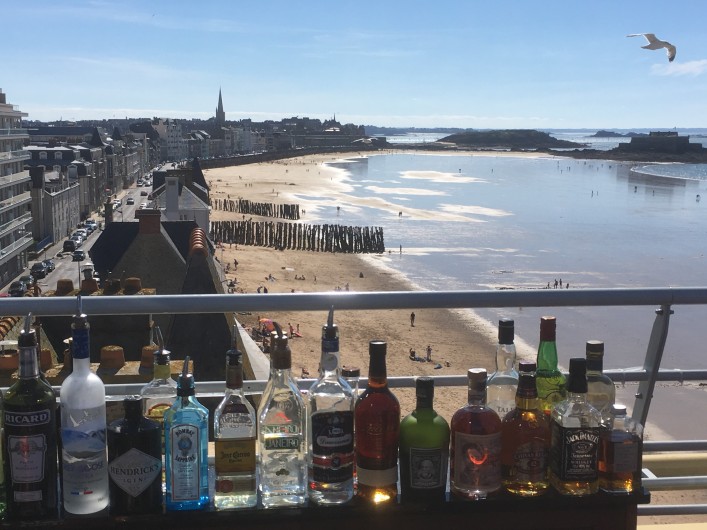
[{"x1": 215, "y1": 88, "x2": 225, "y2": 127}]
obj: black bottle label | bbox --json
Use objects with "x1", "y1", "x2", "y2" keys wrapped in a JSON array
[
  {"x1": 108, "y1": 448, "x2": 162, "y2": 498},
  {"x1": 408, "y1": 447, "x2": 445, "y2": 489},
  {"x1": 311, "y1": 411, "x2": 354, "y2": 483},
  {"x1": 551, "y1": 423, "x2": 599, "y2": 481}
]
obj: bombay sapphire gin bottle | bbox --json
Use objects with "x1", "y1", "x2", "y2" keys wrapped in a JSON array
[
  {"x1": 60, "y1": 297, "x2": 109, "y2": 515},
  {"x1": 257, "y1": 325, "x2": 307, "y2": 508},
  {"x1": 164, "y1": 357, "x2": 209, "y2": 511}
]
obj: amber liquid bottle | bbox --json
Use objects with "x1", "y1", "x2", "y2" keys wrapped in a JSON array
[
  {"x1": 501, "y1": 361, "x2": 550, "y2": 496},
  {"x1": 450, "y1": 368, "x2": 502, "y2": 500},
  {"x1": 354, "y1": 341, "x2": 400, "y2": 504}
]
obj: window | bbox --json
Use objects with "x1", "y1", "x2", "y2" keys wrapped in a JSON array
[
  {"x1": 39, "y1": 151, "x2": 47, "y2": 160},
  {"x1": 54, "y1": 151, "x2": 63, "y2": 160}
]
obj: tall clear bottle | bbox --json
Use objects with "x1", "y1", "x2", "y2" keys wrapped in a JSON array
[
  {"x1": 535, "y1": 316, "x2": 566, "y2": 415},
  {"x1": 487, "y1": 318, "x2": 519, "y2": 420},
  {"x1": 585, "y1": 340, "x2": 616, "y2": 422},
  {"x1": 450, "y1": 368, "x2": 502, "y2": 500},
  {"x1": 164, "y1": 357, "x2": 210, "y2": 511},
  {"x1": 307, "y1": 308, "x2": 355, "y2": 505},
  {"x1": 3, "y1": 314, "x2": 58, "y2": 520},
  {"x1": 257, "y1": 325, "x2": 307, "y2": 508},
  {"x1": 60, "y1": 296, "x2": 109, "y2": 515},
  {"x1": 399, "y1": 377, "x2": 450, "y2": 503},
  {"x1": 354, "y1": 340, "x2": 400, "y2": 504},
  {"x1": 549, "y1": 357, "x2": 601, "y2": 496},
  {"x1": 501, "y1": 361, "x2": 550, "y2": 496},
  {"x1": 213, "y1": 329, "x2": 258, "y2": 510}
]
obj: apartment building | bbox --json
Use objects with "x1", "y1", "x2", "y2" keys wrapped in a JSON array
[{"x1": 0, "y1": 89, "x2": 32, "y2": 288}]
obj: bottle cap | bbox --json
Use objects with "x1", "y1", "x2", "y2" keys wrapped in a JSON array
[
  {"x1": 123, "y1": 395, "x2": 143, "y2": 419},
  {"x1": 152, "y1": 325, "x2": 171, "y2": 364},
  {"x1": 416, "y1": 376, "x2": 434, "y2": 399},
  {"x1": 585, "y1": 340, "x2": 604, "y2": 357},
  {"x1": 539, "y1": 316, "x2": 556, "y2": 341},
  {"x1": 226, "y1": 324, "x2": 243, "y2": 365},
  {"x1": 567, "y1": 357, "x2": 588, "y2": 393},
  {"x1": 323, "y1": 306, "x2": 338, "y2": 340},
  {"x1": 19, "y1": 312, "x2": 37, "y2": 348},
  {"x1": 498, "y1": 318, "x2": 514, "y2": 345},
  {"x1": 467, "y1": 367, "x2": 487, "y2": 393},
  {"x1": 369, "y1": 340, "x2": 387, "y2": 357},
  {"x1": 177, "y1": 356, "x2": 195, "y2": 396},
  {"x1": 518, "y1": 360, "x2": 536, "y2": 373},
  {"x1": 270, "y1": 323, "x2": 291, "y2": 370},
  {"x1": 342, "y1": 366, "x2": 360, "y2": 378},
  {"x1": 610, "y1": 403, "x2": 628, "y2": 416}
]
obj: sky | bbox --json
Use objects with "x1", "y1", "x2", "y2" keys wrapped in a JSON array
[{"x1": 3, "y1": 0, "x2": 707, "y2": 129}]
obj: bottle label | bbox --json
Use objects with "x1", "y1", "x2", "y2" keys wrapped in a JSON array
[
  {"x1": 108, "y1": 448, "x2": 161, "y2": 498},
  {"x1": 61, "y1": 405, "x2": 108, "y2": 501},
  {"x1": 7, "y1": 434, "x2": 47, "y2": 483},
  {"x1": 612, "y1": 440, "x2": 639, "y2": 473},
  {"x1": 356, "y1": 466, "x2": 397, "y2": 487},
  {"x1": 550, "y1": 423, "x2": 599, "y2": 481},
  {"x1": 409, "y1": 447, "x2": 446, "y2": 489},
  {"x1": 311, "y1": 411, "x2": 354, "y2": 483},
  {"x1": 511, "y1": 439, "x2": 548, "y2": 483},
  {"x1": 169, "y1": 423, "x2": 202, "y2": 501},
  {"x1": 452, "y1": 431, "x2": 501, "y2": 490},
  {"x1": 262, "y1": 424, "x2": 301, "y2": 450},
  {"x1": 215, "y1": 438, "x2": 256, "y2": 474}
]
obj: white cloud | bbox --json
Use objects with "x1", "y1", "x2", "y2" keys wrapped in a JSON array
[{"x1": 651, "y1": 60, "x2": 707, "y2": 76}]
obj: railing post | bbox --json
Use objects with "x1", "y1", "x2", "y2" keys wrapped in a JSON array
[{"x1": 633, "y1": 303, "x2": 673, "y2": 426}]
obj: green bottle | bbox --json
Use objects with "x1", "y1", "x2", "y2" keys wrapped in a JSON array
[
  {"x1": 535, "y1": 316, "x2": 566, "y2": 416},
  {"x1": 399, "y1": 377, "x2": 450, "y2": 503}
]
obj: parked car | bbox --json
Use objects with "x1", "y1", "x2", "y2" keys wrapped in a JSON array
[
  {"x1": 72, "y1": 250, "x2": 86, "y2": 262},
  {"x1": 126, "y1": 197, "x2": 135, "y2": 205},
  {"x1": 74, "y1": 229, "x2": 88, "y2": 238},
  {"x1": 9, "y1": 281, "x2": 27, "y2": 297},
  {"x1": 30, "y1": 262, "x2": 48, "y2": 279},
  {"x1": 85, "y1": 219, "x2": 97, "y2": 229},
  {"x1": 19, "y1": 274, "x2": 34, "y2": 286},
  {"x1": 70, "y1": 235, "x2": 83, "y2": 248},
  {"x1": 140, "y1": 190, "x2": 148, "y2": 196},
  {"x1": 42, "y1": 259, "x2": 55, "y2": 272},
  {"x1": 63, "y1": 239, "x2": 77, "y2": 252}
]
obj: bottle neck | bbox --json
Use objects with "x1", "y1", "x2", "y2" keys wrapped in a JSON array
[
  {"x1": 495, "y1": 342, "x2": 517, "y2": 373},
  {"x1": 586, "y1": 357, "x2": 603, "y2": 374},
  {"x1": 416, "y1": 393, "x2": 433, "y2": 410},
  {"x1": 226, "y1": 363, "x2": 244, "y2": 391},
  {"x1": 537, "y1": 340, "x2": 559, "y2": 371},
  {"x1": 153, "y1": 361, "x2": 171, "y2": 381},
  {"x1": 515, "y1": 373, "x2": 539, "y2": 409},
  {"x1": 71, "y1": 326, "x2": 91, "y2": 373},
  {"x1": 367, "y1": 353, "x2": 388, "y2": 388},
  {"x1": 18, "y1": 345, "x2": 40, "y2": 379},
  {"x1": 320, "y1": 336, "x2": 341, "y2": 377},
  {"x1": 467, "y1": 385, "x2": 487, "y2": 407}
]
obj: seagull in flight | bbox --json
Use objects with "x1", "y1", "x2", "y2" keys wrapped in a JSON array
[{"x1": 627, "y1": 33, "x2": 676, "y2": 62}]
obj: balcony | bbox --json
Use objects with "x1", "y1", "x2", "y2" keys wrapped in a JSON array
[
  {"x1": 0, "y1": 128, "x2": 28, "y2": 138},
  {"x1": 2, "y1": 288, "x2": 707, "y2": 525},
  {"x1": 0, "y1": 211, "x2": 31, "y2": 237},
  {"x1": 0, "y1": 149, "x2": 31, "y2": 162}
]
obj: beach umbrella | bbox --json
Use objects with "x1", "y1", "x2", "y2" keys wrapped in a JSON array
[{"x1": 259, "y1": 318, "x2": 275, "y2": 332}]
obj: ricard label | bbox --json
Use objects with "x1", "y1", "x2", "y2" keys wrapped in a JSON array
[
  {"x1": 7, "y1": 434, "x2": 47, "y2": 483},
  {"x1": 109, "y1": 448, "x2": 161, "y2": 498}
]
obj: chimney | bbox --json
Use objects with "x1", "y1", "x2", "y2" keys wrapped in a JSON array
[
  {"x1": 104, "y1": 200, "x2": 114, "y2": 225},
  {"x1": 135, "y1": 208, "x2": 162, "y2": 234},
  {"x1": 166, "y1": 176, "x2": 179, "y2": 213}
]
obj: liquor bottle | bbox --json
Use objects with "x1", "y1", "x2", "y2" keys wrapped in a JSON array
[
  {"x1": 354, "y1": 340, "x2": 400, "y2": 504},
  {"x1": 257, "y1": 325, "x2": 307, "y2": 508},
  {"x1": 307, "y1": 307, "x2": 355, "y2": 505},
  {"x1": 213, "y1": 329, "x2": 258, "y2": 510},
  {"x1": 598, "y1": 404, "x2": 643, "y2": 494},
  {"x1": 107, "y1": 396, "x2": 162, "y2": 515},
  {"x1": 585, "y1": 340, "x2": 616, "y2": 422},
  {"x1": 2, "y1": 314, "x2": 58, "y2": 519},
  {"x1": 450, "y1": 368, "x2": 502, "y2": 500},
  {"x1": 501, "y1": 361, "x2": 550, "y2": 496},
  {"x1": 140, "y1": 326, "x2": 176, "y2": 491},
  {"x1": 549, "y1": 357, "x2": 601, "y2": 496},
  {"x1": 399, "y1": 377, "x2": 450, "y2": 503},
  {"x1": 487, "y1": 318, "x2": 519, "y2": 420},
  {"x1": 60, "y1": 296, "x2": 109, "y2": 515},
  {"x1": 535, "y1": 316, "x2": 566, "y2": 415},
  {"x1": 164, "y1": 357, "x2": 210, "y2": 511}
]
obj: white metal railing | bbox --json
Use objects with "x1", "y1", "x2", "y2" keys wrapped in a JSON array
[
  {"x1": 3, "y1": 287, "x2": 707, "y2": 517},
  {"x1": 0, "y1": 149, "x2": 31, "y2": 161},
  {"x1": 0, "y1": 212, "x2": 31, "y2": 237},
  {"x1": 0, "y1": 128, "x2": 27, "y2": 136}
]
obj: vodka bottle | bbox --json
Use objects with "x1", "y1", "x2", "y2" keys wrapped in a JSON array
[
  {"x1": 164, "y1": 357, "x2": 210, "y2": 511},
  {"x1": 598, "y1": 404, "x2": 643, "y2": 494},
  {"x1": 536, "y1": 316, "x2": 566, "y2": 415},
  {"x1": 3, "y1": 314, "x2": 58, "y2": 519},
  {"x1": 213, "y1": 329, "x2": 258, "y2": 509},
  {"x1": 501, "y1": 361, "x2": 550, "y2": 496},
  {"x1": 549, "y1": 358, "x2": 601, "y2": 496},
  {"x1": 585, "y1": 340, "x2": 616, "y2": 422},
  {"x1": 399, "y1": 377, "x2": 450, "y2": 503},
  {"x1": 487, "y1": 318, "x2": 519, "y2": 420},
  {"x1": 258, "y1": 325, "x2": 307, "y2": 508},
  {"x1": 354, "y1": 340, "x2": 400, "y2": 504},
  {"x1": 60, "y1": 296, "x2": 109, "y2": 515},
  {"x1": 107, "y1": 396, "x2": 162, "y2": 515},
  {"x1": 450, "y1": 368, "x2": 502, "y2": 500},
  {"x1": 307, "y1": 307, "x2": 355, "y2": 505}
]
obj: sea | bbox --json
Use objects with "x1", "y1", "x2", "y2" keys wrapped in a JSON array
[{"x1": 293, "y1": 129, "x2": 707, "y2": 379}]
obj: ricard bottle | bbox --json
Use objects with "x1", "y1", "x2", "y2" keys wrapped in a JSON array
[
  {"x1": 598, "y1": 404, "x2": 643, "y2": 494},
  {"x1": 257, "y1": 325, "x2": 307, "y2": 508},
  {"x1": 354, "y1": 340, "x2": 400, "y2": 504},
  {"x1": 213, "y1": 330, "x2": 258, "y2": 510},
  {"x1": 60, "y1": 297, "x2": 109, "y2": 515},
  {"x1": 307, "y1": 308, "x2": 355, "y2": 505},
  {"x1": 549, "y1": 358, "x2": 601, "y2": 496},
  {"x1": 399, "y1": 377, "x2": 450, "y2": 503},
  {"x1": 164, "y1": 357, "x2": 210, "y2": 511},
  {"x1": 107, "y1": 396, "x2": 162, "y2": 515},
  {"x1": 3, "y1": 314, "x2": 58, "y2": 520},
  {"x1": 585, "y1": 340, "x2": 616, "y2": 422},
  {"x1": 535, "y1": 316, "x2": 566, "y2": 415},
  {"x1": 487, "y1": 318, "x2": 519, "y2": 420},
  {"x1": 450, "y1": 368, "x2": 502, "y2": 500},
  {"x1": 501, "y1": 361, "x2": 550, "y2": 496}
]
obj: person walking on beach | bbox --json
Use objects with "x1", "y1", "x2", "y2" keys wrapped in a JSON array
[
  {"x1": 410, "y1": 312, "x2": 416, "y2": 327},
  {"x1": 426, "y1": 345, "x2": 432, "y2": 362}
]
